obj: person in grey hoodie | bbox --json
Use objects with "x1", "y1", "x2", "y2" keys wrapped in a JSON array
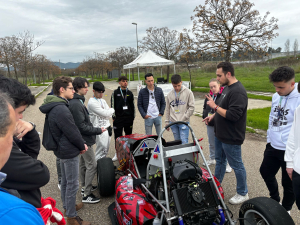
[
  {"x1": 165, "y1": 74, "x2": 195, "y2": 144},
  {"x1": 260, "y1": 66, "x2": 300, "y2": 213}
]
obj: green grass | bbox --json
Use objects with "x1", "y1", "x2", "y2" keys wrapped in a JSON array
[
  {"x1": 247, "y1": 93, "x2": 272, "y2": 101},
  {"x1": 246, "y1": 127, "x2": 256, "y2": 133},
  {"x1": 124, "y1": 64, "x2": 300, "y2": 93},
  {"x1": 246, "y1": 107, "x2": 270, "y2": 131},
  {"x1": 191, "y1": 87, "x2": 210, "y2": 93},
  {"x1": 28, "y1": 83, "x2": 49, "y2": 86}
]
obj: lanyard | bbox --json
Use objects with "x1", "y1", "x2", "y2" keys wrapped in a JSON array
[
  {"x1": 79, "y1": 99, "x2": 89, "y2": 115},
  {"x1": 174, "y1": 88, "x2": 182, "y2": 105},
  {"x1": 120, "y1": 88, "x2": 128, "y2": 105},
  {"x1": 277, "y1": 96, "x2": 289, "y2": 118},
  {"x1": 94, "y1": 97, "x2": 104, "y2": 108}
]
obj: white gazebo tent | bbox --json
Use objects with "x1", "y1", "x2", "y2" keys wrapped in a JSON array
[{"x1": 123, "y1": 50, "x2": 175, "y2": 82}]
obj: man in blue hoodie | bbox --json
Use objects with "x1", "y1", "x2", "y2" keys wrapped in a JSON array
[{"x1": 260, "y1": 66, "x2": 300, "y2": 213}]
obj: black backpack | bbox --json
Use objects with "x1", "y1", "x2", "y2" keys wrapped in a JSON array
[{"x1": 42, "y1": 114, "x2": 58, "y2": 151}]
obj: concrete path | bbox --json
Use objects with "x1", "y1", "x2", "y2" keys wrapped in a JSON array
[{"x1": 21, "y1": 83, "x2": 299, "y2": 225}]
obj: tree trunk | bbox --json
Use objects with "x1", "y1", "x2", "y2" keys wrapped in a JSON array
[{"x1": 166, "y1": 66, "x2": 170, "y2": 83}]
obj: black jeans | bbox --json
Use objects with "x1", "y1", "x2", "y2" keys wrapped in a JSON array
[
  {"x1": 113, "y1": 121, "x2": 133, "y2": 142},
  {"x1": 259, "y1": 143, "x2": 295, "y2": 210},
  {"x1": 292, "y1": 170, "x2": 300, "y2": 210}
]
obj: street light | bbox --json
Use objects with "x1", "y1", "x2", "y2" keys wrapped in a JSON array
[{"x1": 132, "y1": 22, "x2": 138, "y2": 55}]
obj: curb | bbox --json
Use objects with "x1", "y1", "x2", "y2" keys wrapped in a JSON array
[{"x1": 35, "y1": 83, "x2": 51, "y2": 98}]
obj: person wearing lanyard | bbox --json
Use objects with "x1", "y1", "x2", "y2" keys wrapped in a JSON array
[
  {"x1": 165, "y1": 74, "x2": 195, "y2": 144},
  {"x1": 69, "y1": 77, "x2": 106, "y2": 205},
  {"x1": 202, "y1": 78, "x2": 232, "y2": 172},
  {"x1": 260, "y1": 66, "x2": 300, "y2": 213},
  {"x1": 111, "y1": 76, "x2": 135, "y2": 161},
  {"x1": 87, "y1": 82, "x2": 115, "y2": 161},
  {"x1": 138, "y1": 73, "x2": 166, "y2": 136}
]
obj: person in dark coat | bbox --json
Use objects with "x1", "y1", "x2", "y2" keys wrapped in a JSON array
[
  {"x1": 39, "y1": 76, "x2": 91, "y2": 225},
  {"x1": 0, "y1": 75, "x2": 50, "y2": 208},
  {"x1": 111, "y1": 76, "x2": 135, "y2": 161},
  {"x1": 138, "y1": 73, "x2": 166, "y2": 136},
  {"x1": 69, "y1": 77, "x2": 104, "y2": 204},
  {"x1": 202, "y1": 79, "x2": 224, "y2": 165}
]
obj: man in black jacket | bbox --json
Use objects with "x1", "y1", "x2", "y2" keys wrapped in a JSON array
[
  {"x1": 69, "y1": 77, "x2": 104, "y2": 204},
  {"x1": 111, "y1": 76, "x2": 135, "y2": 161},
  {"x1": 203, "y1": 62, "x2": 248, "y2": 205},
  {"x1": 0, "y1": 75, "x2": 50, "y2": 208},
  {"x1": 138, "y1": 73, "x2": 166, "y2": 136},
  {"x1": 40, "y1": 76, "x2": 90, "y2": 225}
]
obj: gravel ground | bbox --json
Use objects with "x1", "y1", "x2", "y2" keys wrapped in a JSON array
[{"x1": 22, "y1": 84, "x2": 299, "y2": 225}]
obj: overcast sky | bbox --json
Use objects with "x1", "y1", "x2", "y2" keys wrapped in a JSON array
[{"x1": 1, "y1": 0, "x2": 299, "y2": 63}]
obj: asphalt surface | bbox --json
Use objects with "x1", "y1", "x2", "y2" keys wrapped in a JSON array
[{"x1": 22, "y1": 83, "x2": 299, "y2": 225}]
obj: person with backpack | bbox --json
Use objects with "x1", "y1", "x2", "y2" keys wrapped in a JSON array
[
  {"x1": 46, "y1": 89, "x2": 62, "y2": 190},
  {"x1": 39, "y1": 76, "x2": 91, "y2": 225}
]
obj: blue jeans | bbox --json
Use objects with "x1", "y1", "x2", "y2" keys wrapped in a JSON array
[
  {"x1": 206, "y1": 125, "x2": 215, "y2": 160},
  {"x1": 60, "y1": 155, "x2": 79, "y2": 217},
  {"x1": 145, "y1": 116, "x2": 162, "y2": 136},
  {"x1": 215, "y1": 137, "x2": 248, "y2": 195},
  {"x1": 170, "y1": 122, "x2": 190, "y2": 144}
]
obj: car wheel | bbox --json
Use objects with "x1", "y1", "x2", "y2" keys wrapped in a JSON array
[
  {"x1": 239, "y1": 197, "x2": 294, "y2": 225},
  {"x1": 97, "y1": 157, "x2": 115, "y2": 197}
]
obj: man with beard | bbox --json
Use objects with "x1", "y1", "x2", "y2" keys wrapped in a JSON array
[{"x1": 203, "y1": 62, "x2": 249, "y2": 205}]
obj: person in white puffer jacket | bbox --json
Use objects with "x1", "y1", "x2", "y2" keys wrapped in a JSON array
[
  {"x1": 285, "y1": 81, "x2": 300, "y2": 210},
  {"x1": 87, "y1": 82, "x2": 115, "y2": 161}
]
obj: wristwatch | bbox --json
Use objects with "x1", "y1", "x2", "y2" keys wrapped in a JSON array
[{"x1": 29, "y1": 121, "x2": 36, "y2": 130}]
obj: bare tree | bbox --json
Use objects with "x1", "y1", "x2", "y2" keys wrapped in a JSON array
[
  {"x1": 0, "y1": 36, "x2": 19, "y2": 78},
  {"x1": 285, "y1": 39, "x2": 290, "y2": 56},
  {"x1": 15, "y1": 31, "x2": 44, "y2": 84},
  {"x1": 139, "y1": 27, "x2": 183, "y2": 82},
  {"x1": 191, "y1": 0, "x2": 278, "y2": 62},
  {"x1": 293, "y1": 39, "x2": 298, "y2": 57}
]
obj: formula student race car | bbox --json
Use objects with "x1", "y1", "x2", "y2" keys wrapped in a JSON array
[{"x1": 97, "y1": 122, "x2": 294, "y2": 225}]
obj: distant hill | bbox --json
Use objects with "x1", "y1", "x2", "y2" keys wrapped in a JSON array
[{"x1": 53, "y1": 62, "x2": 81, "y2": 69}]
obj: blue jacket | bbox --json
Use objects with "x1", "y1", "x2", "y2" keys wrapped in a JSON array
[
  {"x1": 0, "y1": 188, "x2": 44, "y2": 224},
  {"x1": 138, "y1": 86, "x2": 166, "y2": 118}
]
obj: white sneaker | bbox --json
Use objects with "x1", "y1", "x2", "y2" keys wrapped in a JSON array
[
  {"x1": 229, "y1": 193, "x2": 249, "y2": 205},
  {"x1": 226, "y1": 164, "x2": 232, "y2": 173},
  {"x1": 203, "y1": 159, "x2": 216, "y2": 166},
  {"x1": 112, "y1": 153, "x2": 118, "y2": 162}
]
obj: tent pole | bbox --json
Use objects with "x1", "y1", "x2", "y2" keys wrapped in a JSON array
[
  {"x1": 129, "y1": 69, "x2": 130, "y2": 82},
  {"x1": 174, "y1": 64, "x2": 176, "y2": 74},
  {"x1": 161, "y1": 66, "x2": 162, "y2": 77}
]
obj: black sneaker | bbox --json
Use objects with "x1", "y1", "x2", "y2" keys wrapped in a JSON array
[
  {"x1": 81, "y1": 186, "x2": 97, "y2": 195},
  {"x1": 82, "y1": 193, "x2": 100, "y2": 204}
]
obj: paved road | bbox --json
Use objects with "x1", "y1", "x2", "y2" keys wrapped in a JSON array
[{"x1": 23, "y1": 83, "x2": 299, "y2": 225}]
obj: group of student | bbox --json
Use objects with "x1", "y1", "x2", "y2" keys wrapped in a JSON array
[
  {"x1": 201, "y1": 63, "x2": 300, "y2": 212},
  {"x1": 1, "y1": 61, "x2": 300, "y2": 224}
]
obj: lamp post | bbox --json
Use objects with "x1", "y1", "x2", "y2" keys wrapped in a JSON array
[{"x1": 132, "y1": 22, "x2": 138, "y2": 55}]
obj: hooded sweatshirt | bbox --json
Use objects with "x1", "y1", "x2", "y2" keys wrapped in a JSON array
[
  {"x1": 267, "y1": 83, "x2": 300, "y2": 150},
  {"x1": 39, "y1": 95, "x2": 85, "y2": 159},
  {"x1": 285, "y1": 105, "x2": 300, "y2": 174},
  {"x1": 165, "y1": 85, "x2": 195, "y2": 124}
]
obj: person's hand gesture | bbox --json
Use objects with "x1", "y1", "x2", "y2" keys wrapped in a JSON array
[
  {"x1": 14, "y1": 120, "x2": 34, "y2": 139},
  {"x1": 202, "y1": 114, "x2": 214, "y2": 125},
  {"x1": 205, "y1": 94, "x2": 217, "y2": 109}
]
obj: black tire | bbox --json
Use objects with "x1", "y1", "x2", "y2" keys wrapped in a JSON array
[
  {"x1": 97, "y1": 157, "x2": 115, "y2": 197},
  {"x1": 239, "y1": 197, "x2": 295, "y2": 225}
]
